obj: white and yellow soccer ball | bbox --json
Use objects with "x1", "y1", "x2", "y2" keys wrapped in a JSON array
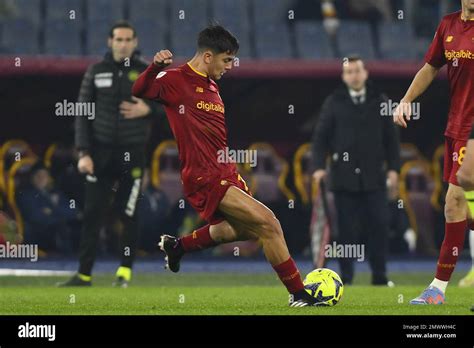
[{"x1": 303, "y1": 268, "x2": 344, "y2": 306}]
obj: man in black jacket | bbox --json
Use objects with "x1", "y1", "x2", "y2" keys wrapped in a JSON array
[
  {"x1": 60, "y1": 21, "x2": 161, "y2": 287},
  {"x1": 312, "y1": 55, "x2": 400, "y2": 286}
]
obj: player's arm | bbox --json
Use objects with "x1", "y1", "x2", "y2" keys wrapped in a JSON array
[
  {"x1": 393, "y1": 63, "x2": 440, "y2": 128},
  {"x1": 457, "y1": 138, "x2": 474, "y2": 190},
  {"x1": 132, "y1": 50, "x2": 175, "y2": 102},
  {"x1": 394, "y1": 19, "x2": 446, "y2": 128}
]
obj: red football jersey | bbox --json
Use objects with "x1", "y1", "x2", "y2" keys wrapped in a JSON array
[
  {"x1": 132, "y1": 62, "x2": 237, "y2": 195},
  {"x1": 425, "y1": 11, "x2": 474, "y2": 141}
]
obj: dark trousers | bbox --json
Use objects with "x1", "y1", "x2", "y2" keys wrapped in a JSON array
[
  {"x1": 78, "y1": 143, "x2": 145, "y2": 276},
  {"x1": 333, "y1": 189, "x2": 389, "y2": 284}
]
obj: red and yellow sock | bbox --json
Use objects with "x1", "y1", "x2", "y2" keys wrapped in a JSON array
[
  {"x1": 435, "y1": 220, "x2": 467, "y2": 281},
  {"x1": 272, "y1": 257, "x2": 305, "y2": 294}
]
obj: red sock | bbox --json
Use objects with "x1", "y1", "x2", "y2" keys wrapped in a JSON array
[
  {"x1": 272, "y1": 257, "x2": 305, "y2": 294},
  {"x1": 180, "y1": 224, "x2": 217, "y2": 252},
  {"x1": 435, "y1": 220, "x2": 467, "y2": 281}
]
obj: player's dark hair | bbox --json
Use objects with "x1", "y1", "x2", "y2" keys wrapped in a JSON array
[
  {"x1": 197, "y1": 24, "x2": 239, "y2": 55},
  {"x1": 344, "y1": 54, "x2": 363, "y2": 64},
  {"x1": 109, "y1": 20, "x2": 136, "y2": 38}
]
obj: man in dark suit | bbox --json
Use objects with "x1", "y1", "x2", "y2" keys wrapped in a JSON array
[{"x1": 312, "y1": 55, "x2": 400, "y2": 286}]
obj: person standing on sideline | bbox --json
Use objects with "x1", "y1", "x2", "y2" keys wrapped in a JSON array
[
  {"x1": 59, "y1": 21, "x2": 161, "y2": 287},
  {"x1": 312, "y1": 55, "x2": 400, "y2": 286}
]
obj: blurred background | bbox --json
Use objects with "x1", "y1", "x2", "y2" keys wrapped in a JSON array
[{"x1": 0, "y1": 0, "x2": 466, "y2": 265}]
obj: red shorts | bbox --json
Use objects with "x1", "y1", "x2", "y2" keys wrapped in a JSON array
[
  {"x1": 184, "y1": 172, "x2": 251, "y2": 225},
  {"x1": 443, "y1": 136, "x2": 467, "y2": 185}
]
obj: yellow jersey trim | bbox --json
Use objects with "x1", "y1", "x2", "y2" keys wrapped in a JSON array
[{"x1": 187, "y1": 62, "x2": 207, "y2": 77}]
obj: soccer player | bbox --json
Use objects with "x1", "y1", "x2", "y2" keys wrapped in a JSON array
[
  {"x1": 393, "y1": 0, "x2": 474, "y2": 304},
  {"x1": 132, "y1": 25, "x2": 317, "y2": 307}
]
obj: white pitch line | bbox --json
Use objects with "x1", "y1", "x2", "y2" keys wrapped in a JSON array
[{"x1": 0, "y1": 269, "x2": 74, "y2": 276}]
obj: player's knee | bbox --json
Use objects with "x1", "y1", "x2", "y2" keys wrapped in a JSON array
[
  {"x1": 258, "y1": 211, "x2": 283, "y2": 240},
  {"x1": 444, "y1": 192, "x2": 465, "y2": 219},
  {"x1": 457, "y1": 170, "x2": 474, "y2": 191}
]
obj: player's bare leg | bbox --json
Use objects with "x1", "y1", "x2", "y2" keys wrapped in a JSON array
[
  {"x1": 217, "y1": 186, "x2": 317, "y2": 306},
  {"x1": 217, "y1": 186, "x2": 290, "y2": 265},
  {"x1": 159, "y1": 185, "x2": 317, "y2": 306},
  {"x1": 411, "y1": 183, "x2": 468, "y2": 304}
]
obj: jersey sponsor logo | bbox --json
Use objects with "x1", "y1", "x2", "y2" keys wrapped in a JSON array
[
  {"x1": 196, "y1": 100, "x2": 224, "y2": 114},
  {"x1": 156, "y1": 71, "x2": 167, "y2": 79},
  {"x1": 444, "y1": 49, "x2": 474, "y2": 61}
]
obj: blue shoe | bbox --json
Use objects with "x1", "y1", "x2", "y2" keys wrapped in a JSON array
[{"x1": 410, "y1": 286, "x2": 445, "y2": 305}]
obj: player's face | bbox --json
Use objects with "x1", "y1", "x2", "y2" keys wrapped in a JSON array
[
  {"x1": 342, "y1": 60, "x2": 368, "y2": 91},
  {"x1": 208, "y1": 52, "x2": 235, "y2": 80},
  {"x1": 108, "y1": 28, "x2": 137, "y2": 62},
  {"x1": 462, "y1": 0, "x2": 474, "y2": 12}
]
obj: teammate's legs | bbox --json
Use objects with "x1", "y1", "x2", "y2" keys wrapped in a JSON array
[
  {"x1": 434, "y1": 184, "x2": 467, "y2": 287},
  {"x1": 457, "y1": 138, "x2": 474, "y2": 287},
  {"x1": 411, "y1": 183, "x2": 468, "y2": 303},
  {"x1": 411, "y1": 138, "x2": 470, "y2": 303}
]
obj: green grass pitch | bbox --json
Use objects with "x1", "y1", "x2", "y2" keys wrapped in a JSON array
[{"x1": 0, "y1": 272, "x2": 472, "y2": 315}]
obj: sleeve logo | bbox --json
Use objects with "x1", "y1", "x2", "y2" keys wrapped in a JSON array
[{"x1": 156, "y1": 71, "x2": 167, "y2": 79}]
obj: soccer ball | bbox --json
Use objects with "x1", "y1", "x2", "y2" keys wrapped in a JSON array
[{"x1": 303, "y1": 268, "x2": 344, "y2": 306}]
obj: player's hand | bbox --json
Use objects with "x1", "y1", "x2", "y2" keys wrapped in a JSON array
[
  {"x1": 120, "y1": 96, "x2": 151, "y2": 119},
  {"x1": 78, "y1": 155, "x2": 94, "y2": 175},
  {"x1": 312, "y1": 169, "x2": 327, "y2": 187},
  {"x1": 393, "y1": 100, "x2": 412, "y2": 128},
  {"x1": 153, "y1": 50, "x2": 173, "y2": 67}
]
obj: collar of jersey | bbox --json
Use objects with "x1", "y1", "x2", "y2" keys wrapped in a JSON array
[
  {"x1": 186, "y1": 62, "x2": 208, "y2": 78},
  {"x1": 460, "y1": 13, "x2": 474, "y2": 21}
]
